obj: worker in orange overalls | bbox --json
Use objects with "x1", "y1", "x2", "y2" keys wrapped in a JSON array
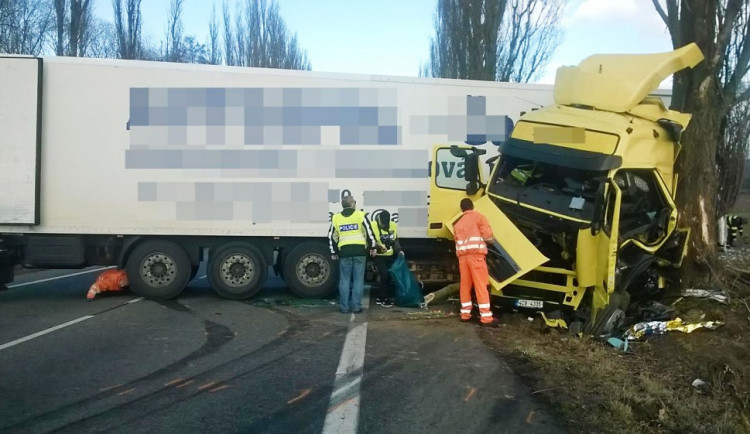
[
  {"x1": 87, "y1": 269, "x2": 129, "y2": 301},
  {"x1": 453, "y1": 198, "x2": 499, "y2": 327}
]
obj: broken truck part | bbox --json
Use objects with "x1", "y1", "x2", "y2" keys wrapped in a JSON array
[{"x1": 427, "y1": 43, "x2": 704, "y2": 334}]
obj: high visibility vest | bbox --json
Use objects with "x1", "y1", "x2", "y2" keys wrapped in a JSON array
[
  {"x1": 373, "y1": 221, "x2": 398, "y2": 256},
  {"x1": 332, "y1": 211, "x2": 368, "y2": 248},
  {"x1": 453, "y1": 211, "x2": 490, "y2": 257}
]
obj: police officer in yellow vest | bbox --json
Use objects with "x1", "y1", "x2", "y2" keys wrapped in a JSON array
[
  {"x1": 372, "y1": 210, "x2": 403, "y2": 307},
  {"x1": 328, "y1": 196, "x2": 377, "y2": 314}
]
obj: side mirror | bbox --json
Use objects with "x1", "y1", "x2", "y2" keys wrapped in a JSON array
[{"x1": 464, "y1": 152, "x2": 480, "y2": 183}]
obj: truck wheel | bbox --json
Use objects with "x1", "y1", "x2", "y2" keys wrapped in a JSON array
[
  {"x1": 283, "y1": 242, "x2": 337, "y2": 298},
  {"x1": 207, "y1": 243, "x2": 267, "y2": 300},
  {"x1": 126, "y1": 240, "x2": 191, "y2": 300}
]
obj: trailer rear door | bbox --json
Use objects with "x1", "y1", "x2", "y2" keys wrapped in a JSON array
[{"x1": 0, "y1": 56, "x2": 41, "y2": 225}]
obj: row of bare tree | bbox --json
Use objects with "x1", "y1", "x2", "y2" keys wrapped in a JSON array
[{"x1": 0, "y1": 0, "x2": 310, "y2": 69}]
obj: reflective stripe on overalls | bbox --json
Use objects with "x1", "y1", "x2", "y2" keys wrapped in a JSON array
[
  {"x1": 455, "y1": 236, "x2": 487, "y2": 256},
  {"x1": 332, "y1": 211, "x2": 367, "y2": 248}
]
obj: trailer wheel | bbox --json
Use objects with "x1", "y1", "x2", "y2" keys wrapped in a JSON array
[
  {"x1": 126, "y1": 240, "x2": 191, "y2": 300},
  {"x1": 207, "y1": 243, "x2": 267, "y2": 299},
  {"x1": 283, "y1": 242, "x2": 337, "y2": 298}
]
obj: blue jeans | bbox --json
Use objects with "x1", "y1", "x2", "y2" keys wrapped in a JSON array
[{"x1": 338, "y1": 256, "x2": 366, "y2": 312}]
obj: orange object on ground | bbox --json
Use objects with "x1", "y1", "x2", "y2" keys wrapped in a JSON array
[
  {"x1": 87, "y1": 269, "x2": 129, "y2": 300},
  {"x1": 454, "y1": 208, "x2": 495, "y2": 324}
]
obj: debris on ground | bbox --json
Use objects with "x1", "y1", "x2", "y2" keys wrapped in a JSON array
[
  {"x1": 681, "y1": 288, "x2": 730, "y2": 304},
  {"x1": 87, "y1": 269, "x2": 128, "y2": 300},
  {"x1": 692, "y1": 378, "x2": 707, "y2": 388},
  {"x1": 624, "y1": 317, "x2": 724, "y2": 340}
]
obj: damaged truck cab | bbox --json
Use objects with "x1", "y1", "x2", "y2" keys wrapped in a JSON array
[{"x1": 428, "y1": 44, "x2": 704, "y2": 335}]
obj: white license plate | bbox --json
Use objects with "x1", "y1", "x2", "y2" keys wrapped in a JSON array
[{"x1": 515, "y1": 299, "x2": 543, "y2": 309}]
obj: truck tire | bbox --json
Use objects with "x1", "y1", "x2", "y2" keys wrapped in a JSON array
[
  {"x1": 126, "y1": 240, "x2": 191, "y2": 300},
  {"x1": 283, "y1": 242, "x2": 337, "y2": 298},
  {"x1": 207, "y1": 243, "x2": 267, "y2": 300}
]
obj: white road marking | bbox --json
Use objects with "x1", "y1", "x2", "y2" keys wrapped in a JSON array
[
  {"x1": 7, "y1": 266, "x2": 114, "y2": 288},
  {"x1": 128, "y1": 297, "x2": 144, "y2": 304},
  {"x1": 0, "y1": 316, "x2": 94, "y2": 351},
  {"x1": 322, "y1": 288, "x2": 370, "y2": 434}
]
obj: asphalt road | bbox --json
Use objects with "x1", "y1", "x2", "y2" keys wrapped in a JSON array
[{"x1": 0, "y1": 267, "x2": 561, "y2": 433}]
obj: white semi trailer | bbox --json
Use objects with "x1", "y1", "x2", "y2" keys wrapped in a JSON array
[{"x1": 0, "y1": 55, "x2": 560, "y2": 299}]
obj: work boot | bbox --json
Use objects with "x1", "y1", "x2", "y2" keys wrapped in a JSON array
[
  {"x1": 480, "y1": 318, "x2": 500, "y2": 328},
  {"x1": 382, "y1": 298, "x2": 393, "y2": 307}
]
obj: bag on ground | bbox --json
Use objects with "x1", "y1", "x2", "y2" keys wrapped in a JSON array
[{"x1": 388, "y1": 254, "x2": 424, "y2": 307}]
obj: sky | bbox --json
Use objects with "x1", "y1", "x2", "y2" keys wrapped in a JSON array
[{"x1": 93, "y1": 0, "x2": 675, "y2": 84}]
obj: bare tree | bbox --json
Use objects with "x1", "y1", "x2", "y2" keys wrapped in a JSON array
[
  {"x1": 207, "y1": 4, "x2": 221, "y2": 65},
  {"x1": 54, "y1": 0, "x2": 65, "y2": 55},
  {"x1": 651, "y1": 0, "x2": 750, "y2": 273},
  {"x1": 222, "y1": 0, "x2": 235, "y2": 66},
  {"x1": 112, "y1": 0, "x2": 143, "y2": 59},
  {"x1": 221, "y1": 0, "x2": 310, "y2": 70},
  {"x1": 84, "y1": 18, "x2": 119, "y2": 58},
  {"x1": 718, "y1": 100, "x2": 750, "y2": 215},
  {"x1": 164, "y1": 0, "x2": 184, "y2": 62},
  {"x1": 0, "y1": 0, "x2": 54, "y2": 55},
  {"x1": 53, "y1": 0, "x2": 92, "y2": 57},
  {"x1": 496, "y1": 0, "x2": 563, "y2": 82},
  {"x1": 426, "y1": 0, "x2": 506, "y2": 80}
]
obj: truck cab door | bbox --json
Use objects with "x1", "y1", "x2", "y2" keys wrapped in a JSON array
[
  {"x1": 427, "y1": 145, "x2": 485, "y2": 239},
  {"x1": 428, "y1": 145, "x2": 548, "y2": 290}
]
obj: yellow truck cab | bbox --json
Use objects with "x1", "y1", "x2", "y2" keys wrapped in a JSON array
[{"x1": 428, "y1": 44, "x2": 704, "y2": 335}]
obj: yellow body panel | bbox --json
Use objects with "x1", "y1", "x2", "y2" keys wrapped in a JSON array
[{"x1": 554, "y1": 43, "x2": 703, "y2": 113}]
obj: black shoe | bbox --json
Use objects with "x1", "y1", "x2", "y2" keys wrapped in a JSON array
[
  {"x1": 382, "y1": 299, "x2": 393, "y2": 307},
  {"x1": 353, "y1": 309, "x2": 363, "y2": 314},
  {"x1": 375, "y1": 298, "x2": 384, "y2": 306},
  {"x1": 460, "y1": 318, "x2": 472, "y2": 323},
  {"x1": 480, "y1": 318, "x2": 500, "y2": 328}
]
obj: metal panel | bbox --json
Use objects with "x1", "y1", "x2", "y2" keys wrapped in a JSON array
[{"x1": 0, "y1": 57, "x2": 41, "y2": 225}]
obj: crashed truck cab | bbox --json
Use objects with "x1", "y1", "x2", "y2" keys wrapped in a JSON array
[{"x1": 428, "y1": 44, "x2": 704, "y2": 335}]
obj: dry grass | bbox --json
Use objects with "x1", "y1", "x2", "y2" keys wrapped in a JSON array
[{"x1": 480, "y1": 282, "x2": 750, "y2": 433}]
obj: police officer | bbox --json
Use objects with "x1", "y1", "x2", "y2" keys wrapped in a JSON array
[
  {"x1": 372, "y1": 210, "x2": 403, "y2": 307},
  {"x1": 328, "y1": 196, "x2": 377, "y2": 314}
]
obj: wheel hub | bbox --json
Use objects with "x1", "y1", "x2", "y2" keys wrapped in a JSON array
[
  {"x1": 296, "y1": 254, "x2": 329, "y2": 286},
  {"x1": 220, "y1": 254, "x2": 254, "y2": 288},
  {"x1": 140, "y1": 253, "x2": 176, "y2": 288}
]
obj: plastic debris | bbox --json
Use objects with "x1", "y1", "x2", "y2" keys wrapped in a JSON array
[
  {"x1": 681, "y1": 288, "x2": 729, "y2": 304},
  {"x1": 607, "y1": 337, "x2": 629, "y2": 352},
  {"x1": 625, "y1": 317, "x2": 724, "y2": 340},
  {"x1": 692, "y1": 378, "x2": 706, "y2": 388}
]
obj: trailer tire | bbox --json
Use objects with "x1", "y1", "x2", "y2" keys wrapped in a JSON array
[
  {"x1": 126, "y1": 240, "x2": 191, "y2": 300},
  {"x1": 207, "y1": 243, "x2": 267, "y2": 300},
  {"x1": 283, "y1": 242, "x2": 337, "y2": 298}
]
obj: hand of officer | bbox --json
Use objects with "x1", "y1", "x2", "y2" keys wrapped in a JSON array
[
  {"x1": 369, "y1": 249, "x2": 377, "y2": 257},
  {"x1": 331, "y1": 255, "x2": 338, "y2": 261}
]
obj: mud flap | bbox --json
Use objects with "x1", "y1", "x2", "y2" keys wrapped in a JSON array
[{"x1": 445, "y1": 196, "x2": 548, "y2": 292}]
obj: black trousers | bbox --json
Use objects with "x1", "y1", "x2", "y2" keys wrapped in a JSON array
[{"x1": 373, "y1": 255, "x2": 395, "y2": 300}]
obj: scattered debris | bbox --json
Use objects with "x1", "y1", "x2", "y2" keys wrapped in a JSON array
[
  {"x1": 625, "y1": 317, "x2": 724, "y2": 340},
  {"x1": 692, "y1": 378, "x2": 707, "y2": 388},
  {"x1": 422, "y1": 283, "x2": 459, "y2": 306},
  {"x1": 681, "y1": 288, "x2": 729, "y2": 304}
]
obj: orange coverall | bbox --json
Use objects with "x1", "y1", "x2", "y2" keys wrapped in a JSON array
[
  {"x1": 87, "y1": 269, "x2": 129, "y2": 300},
  {"x1": 453, "y1": 209, "x2": 495, "y2": 323}
]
